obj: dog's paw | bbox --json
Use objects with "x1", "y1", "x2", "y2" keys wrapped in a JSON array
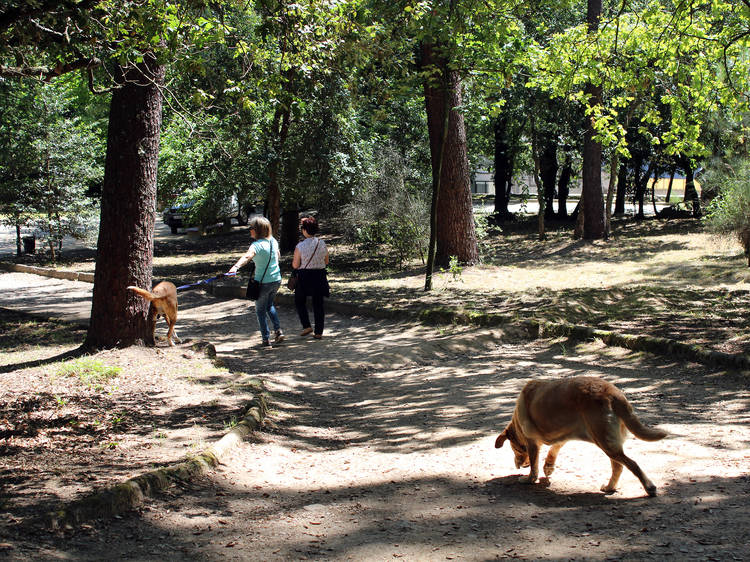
[
  {"x1": 543, "y1": 463, "x2": 555, "y2": 477},
  {"x1": 600, "y1": 484, "x2": 617, "y2": 495},
  {"x1": 519, "y1": 474, "x2": 537, "y2": 485}
]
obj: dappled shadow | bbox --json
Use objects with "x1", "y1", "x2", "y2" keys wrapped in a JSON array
[
  {"x1": 1, "y1": 286, "x2": 749, "y2": 559},
  {"x1": 326, "y1": 280, "x2": 750, "y2": 357},
  {"x1": 205, "y1": 298, "x2": 750, "y2": 458},
  {"x1": 0, "y1": 379, "x2": 246, "y2": 523},
  {"x1": 5, "y1": 468, "x2": 746, "y2": 559},
  {"x1": 482, "y1": 225, "x2": 695, "y2": 269}
]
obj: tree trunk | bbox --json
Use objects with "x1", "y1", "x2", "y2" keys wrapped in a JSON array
[
  {"x1": 634, "y1": 159, "x2": 653, "y2": 220},
  {"x1": 421, "y1": 42, "x2": 478, "y2": 268},
  {"x1": 557, "y1": 157, "x2": 572, "y2": 219},
  {"x1": 680, "y1": 157, "x2": 701, "y2": 217},
  {"x1": 651, "y1": 165, "x2": 661, "y2": 216},
  {"x1": 493, "y1": 116, "x2": 513, "y2": 219},
  {"x1": 540, "y1": 139, "x2": 557, "y2": 221},
  {"x1": 605, "y1": 154, "x2": 619, "y2": 236},
  {"x1": 582, "y1": 0, "x2": 605, "y2": 239},
  {"x1": 530, "y1": 121, "x2": 546, "y2": 240},
  {"x1": 614, "y1": 163, "x2": 628, "y2": 215},
  {"x1": 280, "y1": 208, "x2": 299, "y2": 253},
  {"x1": 85, "y1": 57, "x2": 165, "y2": 349},
  {"x1": 665, "y1": 165, "x2": 676, "y2": 203},
  {"x1": 268, "y1": 105, "x2": 290, "y2": 238}
]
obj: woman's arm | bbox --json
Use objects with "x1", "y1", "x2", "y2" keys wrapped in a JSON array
[
  {"x1": 324, "y1": 247, "x2": 329, "y2": 266},
  {"x1": 292, "y1": 247, "x2": 301, "y2": 269},
  {"x1": 229, "y1": 244, "x2": 256, "y2": 274}
]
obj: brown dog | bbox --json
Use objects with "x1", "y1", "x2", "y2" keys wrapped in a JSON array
[
  {"x1": 127, "y1": 281, "x2": 179, "y2": 346},
  {"x1": 495, "y1": 376, "x2": 667, "y2": 496}
]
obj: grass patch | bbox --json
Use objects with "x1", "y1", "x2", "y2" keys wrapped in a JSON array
[{"x1": 55, "y1": 358, "x2": 122, "y2": 391}]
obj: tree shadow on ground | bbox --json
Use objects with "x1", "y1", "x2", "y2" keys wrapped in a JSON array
[
  {"x1": 4, "y1": 470, "x2": 745, "y2": 560},
  {"x1": 214, "y1": 307, "x2": 750, "y2": 456},
  {"x1": 2, "y1": 295, "x2": 748, "y2": 559}
]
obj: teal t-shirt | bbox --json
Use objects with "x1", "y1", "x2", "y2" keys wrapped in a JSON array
[{"x1": 251, "y1": 238, "x2": 282, "y2": 283}]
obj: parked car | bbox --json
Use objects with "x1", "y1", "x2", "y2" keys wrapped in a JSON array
[{"x1": 162, "y1": 196, "x2": 259, "y2": 234}]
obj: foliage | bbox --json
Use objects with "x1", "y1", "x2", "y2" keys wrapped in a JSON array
[
  {"x1": 523, "y1": 1, "x2": 750, "y2": 161},
  {"x1": 442, "y1": 255, "x2": 463, "y2": 283},
  {"x1": 0, "y1": 76, "x2": 103, "y2": 253},
  {"x1": 342, "y1": 147, "x2": 429, "y2": 267},
  {"x1": 703, "y1": 158, "x2": 750, "y2": 265},
  {"x1": 0, "y1": 1, "x2": 229, "y2": 84}
]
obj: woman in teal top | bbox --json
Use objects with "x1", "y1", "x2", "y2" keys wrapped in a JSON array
[{"x1": 229, "y1": 216, "x2": 284, "y2": 348}]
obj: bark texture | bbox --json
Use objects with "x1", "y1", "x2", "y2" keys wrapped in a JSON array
[
  {"x1": 85, "y1": 57, "x2": 165, "y2": 349},
  {"x1": 581, "y1": 0, "x2": 605, "y2": 239},
  {"x1": 421, "y1": 43, "x2": 478, "y2": 267}
]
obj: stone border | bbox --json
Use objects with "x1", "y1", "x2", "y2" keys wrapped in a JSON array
[
  {"x1": 0, "y1": 261, "x2": 94, "y2": 283},
  {"x1": 45, "y1": 374, "x2": 269, "y2": 530}
]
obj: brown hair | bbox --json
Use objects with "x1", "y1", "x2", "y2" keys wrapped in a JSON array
[
  {"x1": 300, "y1": 216, "x2": 318, "y2": 235},
  {"x1": 249, "y1": 216, "x2": 272, "y2": 239}
]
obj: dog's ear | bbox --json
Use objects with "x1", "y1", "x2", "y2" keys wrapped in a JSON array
[
  {"x1": 495, "y1": 423, "x2": 515, "y2": 448},
  {"x1": 495, "y1": 428, "x2": 509, "y2": 448},
  {"x1": 495, "y1": 432, "x2": 507, "y2": 448}
]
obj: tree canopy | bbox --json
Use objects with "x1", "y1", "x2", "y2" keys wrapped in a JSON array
[{"x1": 1, "y1": 0, "x2": 749, "y2": 346}]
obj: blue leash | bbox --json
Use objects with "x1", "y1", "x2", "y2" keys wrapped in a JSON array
[{"x1": 176, "y1": 272, "x2": 236, "y2": 292}]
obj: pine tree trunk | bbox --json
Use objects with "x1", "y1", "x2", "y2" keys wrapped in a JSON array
[
  {"x1": 85, "y1": 57, "x2": 164, "y2": 349},
  {"x1": 614, "y1": 164, "x2": 628, "y2": 215},
  {"x1": 582, "y1": 0, "x2": 605, "y2": 239},
  {"x1": 421, "y1": 43, "x2": 478, "y2": 268}
]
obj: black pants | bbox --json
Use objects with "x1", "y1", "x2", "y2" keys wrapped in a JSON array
[
  {"x1": 294, "y1": 269, "x2": 328, "y2": 335},
  {"x1": 295, "y1": 291, "x2": 325, "y2": 335}
]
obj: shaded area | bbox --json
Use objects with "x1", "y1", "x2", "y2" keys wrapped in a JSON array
[
  {"x1": 5, "y1": 472, "x2": 746, "y2": 561},
  {"x1": 2, "y1": 324, "x2": 748, "y2": 560},
  {"x1": 0, "y1": 309, "x2": 258, "y2": 529}
]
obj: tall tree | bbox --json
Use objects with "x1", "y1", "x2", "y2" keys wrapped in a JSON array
[
  {"x1": 361, "y1": 0, "x2": 527, "y2": 285},
  {"x1": 0, "y1": 1, "x2": 226, "y2": 349},
  {"x1": 86, "y1": 57, "x2": 165, "y2": 348},
  {"x1": 420, "y1": 39, "x2": 478, "y2": 282},
  {"x1": 581, "y1": 0, "x2": 605, "y2": 239}
]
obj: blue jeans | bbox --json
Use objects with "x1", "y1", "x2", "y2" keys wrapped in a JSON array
[{"x1": 255, "y1": 280, "x2": 281, "y2": 342}]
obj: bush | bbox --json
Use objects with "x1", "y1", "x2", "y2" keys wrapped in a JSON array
[
  {"x1": 342, "y1": 148, "x2": 429, "y2": 267},
  {"x1": 703, "y1": 158, "x2": 750, "y2": 266}
]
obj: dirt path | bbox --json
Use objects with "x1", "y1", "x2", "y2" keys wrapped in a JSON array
[{"x1": 3, "y1": 286, "x2": 748, "y2": 560}]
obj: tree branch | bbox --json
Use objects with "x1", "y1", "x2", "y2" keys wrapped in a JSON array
[
  {"x1": 0, "y1": 0, "x2": 103, "y2": 32},
  {"x1": 0, "y1": 55, "x2": 100, "y2": 81}
]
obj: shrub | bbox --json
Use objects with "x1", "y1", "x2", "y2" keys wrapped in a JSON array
[
  {"x1": 342, "y1": 148, "x2": 429, "y2": 267},
  {"x1": 703, "y1": 158, "x2": 750, "y2": 267}
]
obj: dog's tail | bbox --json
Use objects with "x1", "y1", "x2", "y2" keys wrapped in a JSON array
[
  {"x1": 127, "y1": 286, "x2": 157, "y2": 302},
  {"x1": 611, "y1": 392, "x2": 667, "y2": 442}
]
